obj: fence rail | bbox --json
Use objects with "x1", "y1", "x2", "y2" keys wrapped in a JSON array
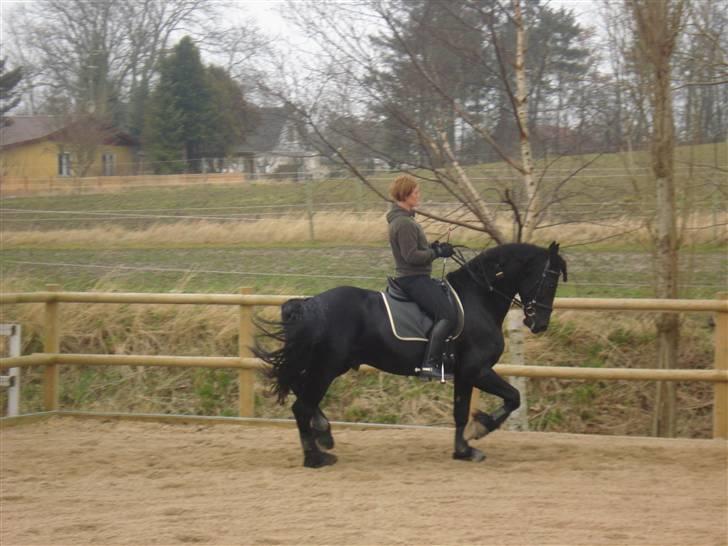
[
  {"x1": 3, "y1": 291, "x2": 726, "y2": 311},
  {"x1": 1, "y1": 288, "x2": 726, "y2": 438},
  {"x1": 2, "y1": 353, "x2": 727, "y2": 384}
]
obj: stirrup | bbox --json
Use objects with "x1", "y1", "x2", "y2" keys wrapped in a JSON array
[{"x1": 415, "y1": 362, "x2": 453, "y2": 383}]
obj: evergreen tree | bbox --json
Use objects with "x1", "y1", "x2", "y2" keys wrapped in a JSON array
[
  {"x1": 144, "y1": 36, "x2": 214, "y2": 173},
  {"x1": 203, "y1": 64, "x2": 257, "y2": 164},
  {"x1": 0, "y1": 59, "x2": 23, "y2": 127},
  {"x1": 144, "y1": 37, "x2": 255, "y2": 173}
]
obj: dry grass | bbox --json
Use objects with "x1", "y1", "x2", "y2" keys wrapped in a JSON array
[
  {"x1": 0, "y1": 173, "x2": 248, "y2": 198},
  {"x1": 0, "y1": 275, "x2": 716, "y2": 436},
  {"x1": 525, "y1": 310, "x2": 715, "y2": 437},
  {"x1": 2, "y1": 211, "x2": 725, "y2": 248}
]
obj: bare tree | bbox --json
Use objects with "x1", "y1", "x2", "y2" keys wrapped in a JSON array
[
  {"x1": 627, "y1": 0, "x2": 686, "y2": 437},
  {"x1": 3, "y1": 0, "x2": 218, "y2": 133},
  {"x1": 677, "y1": 0, "x2": 728, "y2": 142},
  {"x1": 272, "y1": 0, "x2": 598, "y2": 244},
  {"x1": 47, "y1": 114, "x2": 116, "y2": 178}
]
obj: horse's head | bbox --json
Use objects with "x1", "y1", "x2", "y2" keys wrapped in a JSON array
[{"x1": 518, "y1": 242, "x2": 567, "y2": 334}]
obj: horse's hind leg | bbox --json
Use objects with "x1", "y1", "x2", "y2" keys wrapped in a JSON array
[
  {"x1": 311, "y1": 408, "x2": 334, "y2": 450},
  {"x1": 293, "y1": 399, "x2": 337, "y2": 468},
  {"x1": 464, "y1": 369, "x2": 521, "y2": 441},
  {"x1": 292, "y1": 374, "x2": 340, "y2": 469}
]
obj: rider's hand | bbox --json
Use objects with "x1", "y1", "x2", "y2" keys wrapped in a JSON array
[
  {"x1": 432, "y1": 242, "x2": 454, "y2": 258},
  {"x1": 438, "y1": 242, "x2": 455, "y2": 258}
]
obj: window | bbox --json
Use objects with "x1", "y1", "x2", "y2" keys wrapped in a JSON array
[
  {"x1": 102, "y1": 153, "x2": 115, "y2": 176},
  {"x1": 58, "y1": 153, "x2": 71, "y2": 176}
]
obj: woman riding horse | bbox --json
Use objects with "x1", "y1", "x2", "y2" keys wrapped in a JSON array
[
  {"x1": 387, "y1": 175, "x2": 456, "y2": 380},
  {"x1": 255, "y1": 189, "x2": 568, "y2": 468}
]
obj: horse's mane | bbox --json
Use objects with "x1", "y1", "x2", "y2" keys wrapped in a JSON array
[
  {"x1": 448, "y1": 243, "x2": 554, "y2": 287},
  {"x1": 477, "y1": 243, "x2": 545, "y2": 263},
  {"x1": 467, "y1": 243, "x2": 547, "y2": 273}
]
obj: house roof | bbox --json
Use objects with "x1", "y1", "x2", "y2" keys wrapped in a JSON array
[
  {"x1": 235, "y1": 107, "x2": 313, "y2": 156},
  {"x1": 0, "y1": 115, "x2": 61, "y2": 147},
  {"x1": 1, "y1": 115, "x2": 137, "y2": 148},
  {"x1": 236, "y1": 107, "x2": 288, "y2": 153}
]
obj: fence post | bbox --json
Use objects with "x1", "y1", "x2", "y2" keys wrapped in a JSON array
[
  {"x1": 305, "y1": 177, "x2": 315, "y2": 241},
  {"x1": 8, "y1": 324, "x2": 21, "y2": 416},
  {"x1": 238, "y1": 287, "x2": 255, "y2": 418},
  {"x1": 714, "y1": 292, "x2": 727, "y2": 439},
  {"x1": 506, "y1": 309, "x2": 528, "y2": 431},
  {"x1": 43, "y1": 284, "x2": 61, "y2": 411},
  {"x1": 0, "y1": 324, "x2": 21, "y2": 416}
]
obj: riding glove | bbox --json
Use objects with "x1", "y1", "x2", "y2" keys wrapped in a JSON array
[{"x1": 431, "y1": 242, "x2": 455, "y2": 258}]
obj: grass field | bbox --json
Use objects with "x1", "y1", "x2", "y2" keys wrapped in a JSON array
[
  {"x1": 1, "y1": 141, "x2": 725, "y2": 229},
  {"x1": 1, "y1": 143, "x2": 726, "y2": 436},
  {"x1": 0, "y1": 244, "x2": 726, "y2": 298},
  {"x1": 2, "y1": 143, "x2": 725, "y2": 294}
]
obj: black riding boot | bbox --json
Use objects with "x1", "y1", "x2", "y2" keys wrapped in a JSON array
[{"x1": 417, "y1": 319, "x2": 452, "y2": 381}]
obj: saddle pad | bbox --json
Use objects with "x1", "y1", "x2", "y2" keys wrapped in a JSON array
[{"x1": 380, "y1": 281, "x2": 465, "y2": 342}]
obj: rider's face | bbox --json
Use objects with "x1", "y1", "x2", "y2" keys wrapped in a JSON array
[{"x1": 403, "y1": 186, "x2": 421, "y2": 209}]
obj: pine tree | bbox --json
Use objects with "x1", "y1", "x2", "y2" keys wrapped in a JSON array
[
  {"x1": 0, "y1": 59, "x2": 23, "y2": 127},
  {"x1": 143, "y1": 37, "x2": 214, "y2": 173},
  {"x1": 203, "y1": 64, "x2": 256, "y2": 163},
  {"x1": 143, "y1": 37, "x2": 255, "y2": 173}
]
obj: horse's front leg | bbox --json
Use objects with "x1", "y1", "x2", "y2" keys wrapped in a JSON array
[
  {"x1": 464, "y1": 368, "x2": 521, "y2": 441},
  {"x1": 452, "y1": 376, "x2": 486, "y2": 462}
]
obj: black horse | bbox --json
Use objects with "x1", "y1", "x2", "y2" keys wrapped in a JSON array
[{"x1": 254, "y1": 242, "x2": 567, "y2": 468}]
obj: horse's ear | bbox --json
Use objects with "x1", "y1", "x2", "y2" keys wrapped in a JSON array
[
  {"x1": 548, "y1": 241, "x2": 559, "y2": 257},
  {"x1": 549, "y1": 242, "x2": 566, "y2": 282}
]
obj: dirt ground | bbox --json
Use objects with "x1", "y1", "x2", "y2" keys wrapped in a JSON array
[{"x1": 1, "y1": 417, "x2": 726, "y2": 546}]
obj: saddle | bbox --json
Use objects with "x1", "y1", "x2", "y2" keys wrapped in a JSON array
[{"x1": 380, "y1": 278, "x2": 465, "y2": 342}]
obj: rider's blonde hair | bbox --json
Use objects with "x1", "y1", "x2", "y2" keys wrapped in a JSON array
[{"x1": 389, "y1": 175, "x2": 419, "y2": 202}]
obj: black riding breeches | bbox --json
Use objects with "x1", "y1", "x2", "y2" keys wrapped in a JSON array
[{"x1": 395, "y1": 275, "x2": 457, "y2": 327}]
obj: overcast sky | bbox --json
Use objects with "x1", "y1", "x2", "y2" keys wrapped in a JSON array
[{"x1": 235, "y1": 0, "x2": 600, "y2": 41}]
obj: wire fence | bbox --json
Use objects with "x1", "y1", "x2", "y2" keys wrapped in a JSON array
[
  {"x1": 1, "y1": 170, "x2": 725, "y2": 297},
  {"x1": 1, "y1": 201, "x2": 725, "y2": 242},
  {"x1": 2, "y1": 248, "x2": 725, "y2": 300}
]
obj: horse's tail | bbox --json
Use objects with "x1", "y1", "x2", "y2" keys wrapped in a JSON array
[{"x1": 253, "y1": 297, "x2": 322, "y2": 405}]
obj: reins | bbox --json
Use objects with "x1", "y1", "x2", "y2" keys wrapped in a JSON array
[{"x1": 448, "y1": 246, "x2": 559, "y2": 314}]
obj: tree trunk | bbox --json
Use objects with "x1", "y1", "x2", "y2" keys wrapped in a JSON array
[
  {"x1": 628, "y1": 0, "x2": 684, "y2": 437},
  {"x1": 513, "y1": 0, "x2": 539, "y2": 243}
]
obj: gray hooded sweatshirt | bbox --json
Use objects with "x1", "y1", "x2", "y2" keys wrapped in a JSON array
[{"x1": 386, "y1": 204, "x2": 436, "y2": 277}]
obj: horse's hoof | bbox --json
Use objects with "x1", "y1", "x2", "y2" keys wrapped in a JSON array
[
  {"x1": 463, "y1": 411, "x2": 496, "y2": 441},
  {"x1": 452, "y1": 447, "x2": 486, "y2": 462},
  {"x1": 303, "y1": 452, "x2": 338, "y2": 469}
]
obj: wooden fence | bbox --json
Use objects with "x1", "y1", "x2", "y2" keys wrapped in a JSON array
[{"x1": 1, "y1": 287, "x2": 726, "y2": 438}]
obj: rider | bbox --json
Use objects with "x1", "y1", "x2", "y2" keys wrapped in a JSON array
[{"x1": 386, "y1": 174, "x2": 456, "y2": 380}]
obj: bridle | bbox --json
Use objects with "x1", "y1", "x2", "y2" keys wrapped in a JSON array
[
  {"x1": 521, "y1": 262, "x2": 561, "y2": 317},
  {"x1": 450, "y1": 246, "x2": 560, "y2": 317}
]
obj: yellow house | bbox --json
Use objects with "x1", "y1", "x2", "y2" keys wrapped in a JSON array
[{"x1": 0, "y1": 115, "x2": 138, "y2": 179}]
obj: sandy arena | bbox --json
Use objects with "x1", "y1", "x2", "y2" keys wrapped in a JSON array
[{"x1": 1, "y1": 416, "x2": 726, "y2": 546}]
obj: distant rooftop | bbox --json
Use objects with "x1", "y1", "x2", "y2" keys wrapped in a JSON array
[
  {"x1": 235, "y1": 107, "x2": 290, "y2": 154},
  {"x1": 0, "y1": 115, "x2": 63, "y2": 147},
  {"x1": 0, "y1": 115, "x2": 137, "y2": 148}
]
